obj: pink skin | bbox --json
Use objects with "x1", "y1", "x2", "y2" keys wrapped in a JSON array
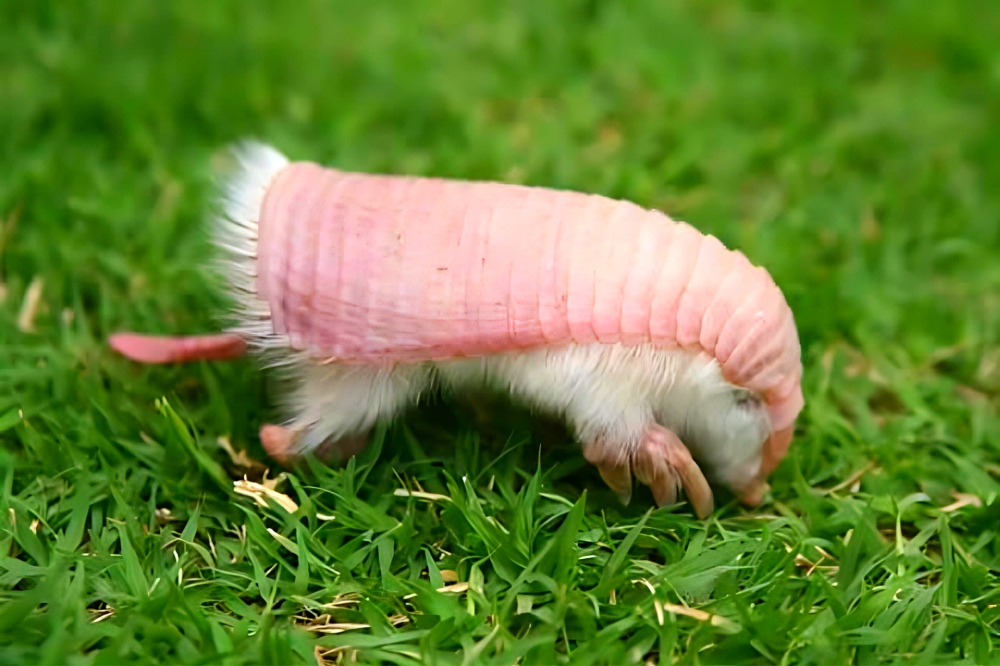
[
  {"x1": 109, "y1": 332, "x2": 246, "y2": 363},
  {"x1": 257, "y1": 165, "x2": 800, "y2": 388},
  {"x1": 258, "y1": 424, "x2": 298, "y2": 466},
  {"x1": 111, "y1": 158, "x2": 804, "y2": 515},
  {"x1": 259, "y1": 424, "x2": 368, "y2": 467}
]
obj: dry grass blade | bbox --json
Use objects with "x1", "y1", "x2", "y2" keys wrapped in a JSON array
[
  {"x1": 394, "y1": 488, "x2": 452, "y2": 502},
  {"x1": 939, "y1": 492, "x2": 983, "y2": 512},
  {"x1": 233, "y1": 477, "x2": 299, "y2": 513},
  {"x1": 217, "y1": 436, "x2": 268, "y2": 472},
  {"x1": 660, "y1": 602, "x2": 738, "y2": 631},
  {"x1": 88, "y1": 604, "x2": 116, "y2": 624},
  {"x1": 298, "y1": 613, "x2": 411, "y2": 635},
  {"x1": 17, "y1": 276, "x2": 44, "y2": 332},
  {"x1": 820, "y1": 461, "x2": 878, "y2": 495}
]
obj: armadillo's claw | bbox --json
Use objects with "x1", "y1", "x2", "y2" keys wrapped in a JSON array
[
  {"x1": 584, "y1": 441, "x2": 631, "y2": 506},
  {"x1": 651, "y1": 473, "x2": 681, "y2": 509},
  {"x1": 596, "y1": 461, "x2": 633, "y2": 506},
  {"x1": 677, "y1": 457, "x2": 714, "y2": 519},
  {"x1": 631, "y1": 424, "x2": 714, "y2": 519}
]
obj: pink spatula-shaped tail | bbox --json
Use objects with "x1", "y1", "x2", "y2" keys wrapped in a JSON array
[{"x1": 109, "y1": 332, "x2": 247, "y2": 364}]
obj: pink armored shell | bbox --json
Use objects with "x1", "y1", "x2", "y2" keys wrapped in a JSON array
[{"x1": 239, "y1": 160, "x2": 803, "y2": 477}]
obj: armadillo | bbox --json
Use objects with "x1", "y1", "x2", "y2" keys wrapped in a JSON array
[{"x1": 110, "y1": 142, "x2": 804, "y2": 518}]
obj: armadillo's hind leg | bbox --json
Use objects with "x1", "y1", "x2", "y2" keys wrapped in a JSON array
[
  {"x1": 261, "y1": 360, "x2": 433, "y2": 467},
  {"x1": 260, "y1": 423, "x2": 369, "y2": 467},
  {"x1": 632, "y1": 424, "x2": 714, "y2": 519}
]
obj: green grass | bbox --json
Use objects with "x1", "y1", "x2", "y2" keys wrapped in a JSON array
[{"x1": 2, "y1": 0, "x2": 999, "y2": 663}]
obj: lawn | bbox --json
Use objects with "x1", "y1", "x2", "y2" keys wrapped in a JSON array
[{"x1": 2, "y1": 1, "x2": 999, "y2": 663}]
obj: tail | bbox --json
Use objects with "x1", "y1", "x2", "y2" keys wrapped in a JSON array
[
  {"x1": 109, "y1": 332, "x2": 247, "y2": 364},
  {"x1": 110, "y1": 140, "x2": 290, "y2": 365}
]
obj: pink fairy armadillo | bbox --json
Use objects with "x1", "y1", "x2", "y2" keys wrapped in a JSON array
[{"x1": 111, "y1": 142, "x2": 803, "y2": 518}]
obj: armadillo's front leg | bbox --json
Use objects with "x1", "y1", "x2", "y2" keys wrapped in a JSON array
[
  {"x1": 260, "y1": 361, "x2": 433, "y2": 467},
  {"x1": 584, "y1": 423, "x2": 714, "y2": 518},
  {"x1": 633, "y1": 424, "x2": 713, "y2": 518}
]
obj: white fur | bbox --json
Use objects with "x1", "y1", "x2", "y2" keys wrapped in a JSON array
[
  {"x1": 213, "y1": 141, "x2": 290, "y2": 352},
  {"x1": 267, "y1": 345, "x2": 770, "y2": 489},
  {"x1": 277, "y1": 361, "x2": 436, "y2": 453},
  {"x1": 442, "y1": 345, "x2": 771, "y2": 487},
  {"x1": 213, "y1": 142, "x2": 771, "y2": 491}
]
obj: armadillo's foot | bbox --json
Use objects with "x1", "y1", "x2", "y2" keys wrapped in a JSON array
[
  {"x1": 633, "y1": 424, "x2": 714, "y2": 518},
  {"x1": 259, "y1": 423, "x2": 368, "y2": 468},
  {"x1": 260, "y1": 424, "x2": 303, "y2": 467},
  {"x1": 584, "y1": 424, "x2": 714, "y2": 519},
  {"x1": 736, "y1": 480, "x2": 770, "y2": 507}
]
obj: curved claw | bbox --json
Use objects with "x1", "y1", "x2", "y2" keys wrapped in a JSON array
[
  {"x1": 676, "y1": 459, "x2": 714, "y2": 519},
  {"x1": 584, "y1": 440, "x2": 634, "y2": 505},
  {"x1": 597, "y1": 461, "x2": 633, "y2": 506},
  {"x1": 650, "y1": 472, "x2": 680, "y2": 508}
]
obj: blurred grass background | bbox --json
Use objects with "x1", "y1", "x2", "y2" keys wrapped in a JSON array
[{"x1": 1, "y1": 0, "x2": 999, "y2": 663}]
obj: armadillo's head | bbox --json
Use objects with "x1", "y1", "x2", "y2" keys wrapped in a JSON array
[
  {"x1": 669, "y1": 365, "x2": 799, "y2": 508},
  {"x1": 684, "y1": 387, "x2": 769, "y2": 496}
]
